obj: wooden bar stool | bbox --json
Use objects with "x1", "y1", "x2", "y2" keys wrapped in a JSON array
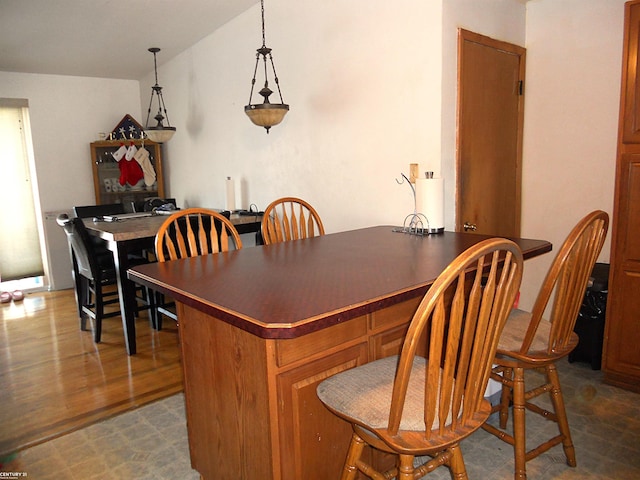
[
  {"x1": 482, "y1": 210, "x2": 609, "y2": 479},
  {"x1": 317, "y1": 238, "x2": 524, "y2": 480}
]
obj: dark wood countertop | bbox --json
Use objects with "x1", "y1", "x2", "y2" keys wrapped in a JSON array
[{"x1": 128, "y1": 226, "x2": 552, "y2": 339}]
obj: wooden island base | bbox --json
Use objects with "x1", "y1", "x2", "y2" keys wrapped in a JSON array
[{"x1": 178, "y1": 297, "x2": 419, "y2": 479}]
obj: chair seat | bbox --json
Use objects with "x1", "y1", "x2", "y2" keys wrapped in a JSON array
[
  {"x1": 318, "y1": 356, "x2": 454, "y2": 432},
  {"x1": 498, "y1": 308, "x2": 552, "y2": 353},
  {"x1": 498, "y1": 309, "x2": 579, "y2": 363}
]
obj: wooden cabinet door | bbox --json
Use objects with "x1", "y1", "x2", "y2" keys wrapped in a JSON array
[
  {"x1": 276, "y1": 343, "x2": 368, "y2": 480},
  {"x1": 370, "y1": 324, "x2": 409, "y2": 359},
  {"x1": 603, "y1": 153, "x2": 640, "y2": 390},
  {"x1": 621, "y1": 2, "x2": 640, "y2": 143}
]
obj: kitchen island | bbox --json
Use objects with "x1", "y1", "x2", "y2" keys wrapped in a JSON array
[{"x1": 128, "y1": 226, "x2": 551, "y2": 479}]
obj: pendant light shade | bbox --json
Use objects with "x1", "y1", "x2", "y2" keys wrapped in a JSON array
[
  {"x1": 144, "y1": 48, "x2": 176, "y2": 143},
  {"x1": 144, "y1": 127, "x2": 175, "y2": 144},
  {"x1": 244, "y1": 0, "x2": 289, "y2": 133}
]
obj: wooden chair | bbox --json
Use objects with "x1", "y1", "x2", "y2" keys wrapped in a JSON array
[
  {"x1": 74, "y1": 203, "x2": 128, "y2": 255},
  {"x1": 152, "y1": 208, "x2": 243, "y2": 328},
  {"x1": 317, "y1": 238, "x2": 524, "y2": 480},
  {"x1": 57, "y1": 214, "x2": 151, "y2": 342},
  {"x1": 73, "y1": 202, "x2": 152, "y2": 258},
  {"x1": 261, "y1": 197, "x2": 325, "y2": 245},
  {"x1": 482, "y1": 210, "x2": 609, "y2": 480},
  {"x1": 130, "y1": 197, "x2": 177, "y2": 213}
]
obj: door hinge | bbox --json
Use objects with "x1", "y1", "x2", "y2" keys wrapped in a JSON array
[{"x1": 518, "y1": 80, "x2": 524, "y2": 96}]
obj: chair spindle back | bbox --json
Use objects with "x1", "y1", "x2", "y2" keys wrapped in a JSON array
[
  {"x1": 519, "y1": 210, "x2": 608, "y2": 355},
  {"x1": 387, "y1": 238, "x2": 523, "y2": 440},
  {"x1": 261, "y1": 197, "x2": 325, "y2": 245},
  {"x1": 155, "y1": 208, "x2": 242, "y2": 262}
]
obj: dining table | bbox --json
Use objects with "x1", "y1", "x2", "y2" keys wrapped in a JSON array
[
  {"x1": 127, "y1": 226, "x2": 552, "y2": 479},
  {"x1": 83, "y1": 211, "x2": 263, "y2": 355}
]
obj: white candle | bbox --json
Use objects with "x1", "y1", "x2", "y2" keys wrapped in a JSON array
[{"x1": 225, "y1": 177, "x2": 236, "y2": 211}]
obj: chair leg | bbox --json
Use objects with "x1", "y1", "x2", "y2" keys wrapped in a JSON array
[
  {"x1": 546, "y1": 363, "x2": 577, "y2": 467},
  {"x1": 146, "y1": 287, "x2": 157, "y2": 329},
  {"x1": 71, "y1": 261, "x2": 85, "y2": 319},
  {"x1": 341, "y1": 432, "x2": 366, "y2": 480},
  {"x1": 448, "y1": 443, "x2": 469, "y2": 480},
  {"x1": 398, "y1": 454, "x2": 416, "y2": 480},
  {"x1": 154, "y1": 291, "x2": 164, "y2": 330},
  {"x1": 94, "y1": 282, "x2": 103, "y2": 343},
  {"x1": 79, "y1": 279, "x2": 88, "y2": 332},
  {"x1": 499, "y1": 367, "x2": 513, "y2": 429},
  {"x1": 512, "y1": 367, "x2": 527, "y2": 480}
]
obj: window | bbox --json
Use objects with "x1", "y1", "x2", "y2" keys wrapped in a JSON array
[{"x1": 0, "y1": 99, "x2": 44, "y2": 284}]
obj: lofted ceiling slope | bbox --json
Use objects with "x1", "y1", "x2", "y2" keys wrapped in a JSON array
[{"x1": 0, "y1": 0, "x2": 258, "y2": 80}]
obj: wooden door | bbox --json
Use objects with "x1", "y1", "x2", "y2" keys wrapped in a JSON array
[
  {"x1": 456, "y1": 29, "x2": 525, "y2": 237},
  {"x1": 603, "y1": 0, "x2": 640, "y2": 392}
]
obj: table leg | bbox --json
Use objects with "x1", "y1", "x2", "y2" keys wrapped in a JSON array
[{"x1": 108, "y1": 240, "x2": 137, "y2": 355}]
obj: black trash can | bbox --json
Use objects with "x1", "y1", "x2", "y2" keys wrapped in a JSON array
[{"x1": 568, "y1": 263, "x2": 609, "y2": 370}]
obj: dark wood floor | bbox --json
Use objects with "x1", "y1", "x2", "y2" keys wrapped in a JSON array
[{"x1": 0, "y1": 288, "x2": 183, "y2": 458}]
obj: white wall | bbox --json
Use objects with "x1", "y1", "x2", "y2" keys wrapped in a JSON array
[
  {"x1": 143, "y1": 0, "x2": 443, "y2": 234},
  {"x1": 0, "y1": 71, "x2": 141, "y2": 289},
  {"x1": 517, "y1": 0, "x2": 624, "y2": 309}
]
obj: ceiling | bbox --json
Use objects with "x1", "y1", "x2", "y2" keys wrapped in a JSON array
[{"x1": 0, "y1": 0, "x2": 258, "y2": 80}]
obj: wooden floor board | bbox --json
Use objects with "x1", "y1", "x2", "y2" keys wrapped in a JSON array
[{"x1": 0, "y1": 289, "x2": 183, "y2": 457}]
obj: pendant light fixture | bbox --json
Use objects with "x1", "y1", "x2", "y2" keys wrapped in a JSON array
[
  {"x1": 244, "y1": 0, "x2": 289, "y2": 133},
  {"x1": 144, "y1": 47, "x2": 176, "y2": 143}
]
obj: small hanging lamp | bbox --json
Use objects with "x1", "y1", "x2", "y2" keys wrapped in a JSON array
[
  {"x1": 244, "y1": 0, "x2": 289, "y2": 133},
  {"x1": 144, "y1": 47, "x2": 176, "y2": 143}
]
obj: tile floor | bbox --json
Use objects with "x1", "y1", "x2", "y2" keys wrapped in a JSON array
[
  {"x1": 2, "y1": 394, "x2": 199, "y2": 480},
  {"x1": 2, "y1": 360, "x2": 639, "y2": 479}
]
